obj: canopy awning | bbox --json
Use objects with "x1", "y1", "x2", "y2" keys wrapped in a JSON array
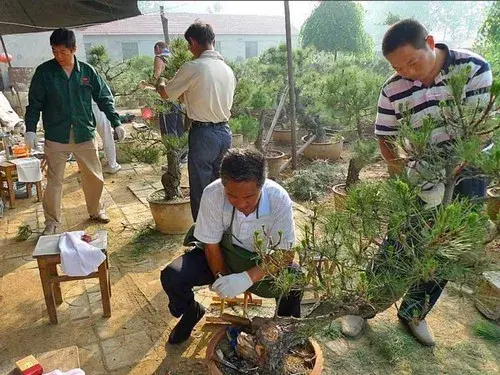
[{"x1": 0, "y1": 0, "x2": 140, "y2": 35}]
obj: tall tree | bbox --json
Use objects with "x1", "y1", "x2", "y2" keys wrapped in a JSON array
[
  {"x1": 476, "y1": 1, "x2": 500, "y2": 74},
  {"x1": 301, "y1": 1, "x2": 373, "y2": 60}
]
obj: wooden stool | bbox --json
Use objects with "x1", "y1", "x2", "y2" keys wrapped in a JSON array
[
  {"x1": 32, "y1": 230, "x2": 111, "y2": 324},
  {"x1": 206, "y1": 291, "x2": 263, "y2": 324},
  {"x1": 0, "y1": 161, "x2": 43, "y2": 208}
]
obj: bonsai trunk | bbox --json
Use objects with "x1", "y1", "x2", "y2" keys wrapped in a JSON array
[
  {"x1": 254, "y1": 110, "x2": 266, "y2": 152},
  {"x1": 345, "y1": 158, "x2": 362, "y2": 190},
  {"x1": 161, "y1": 151, "x2": 181, "y2": 201},
  {"x1": 442, "y1": 164, "x2": 458, "y2": 207},
  {"x1": 356, "y1": 116, "x2": 363, "y2": 140}
]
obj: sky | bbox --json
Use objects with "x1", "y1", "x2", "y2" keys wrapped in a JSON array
[{"x1": 139, "y1": 1, "x2": 320, "y2": 30}]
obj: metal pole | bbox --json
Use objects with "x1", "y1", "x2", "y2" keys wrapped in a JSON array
[
  {"x1": 0, "y1": 35, "x2": 24, "y2": 116},
  {"x1": 284, "y1": 1, "x2": 297, "y2": 170},
  {"x1": 160, "y1": 6, "x2": 170, "y2": 45}
]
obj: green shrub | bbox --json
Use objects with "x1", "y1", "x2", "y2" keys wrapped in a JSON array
[
  {"x1": 285, "y1": 160, "x2": 342, "y2": 201},
  {"x1": 229, "y1": 115, "x2": 260, "y2": 141},
  {"x1": 473, "y1": 320, "x2": 500, "y2": 343}
]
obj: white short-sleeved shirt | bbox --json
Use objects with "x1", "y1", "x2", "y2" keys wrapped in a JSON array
[
  {"x1": 164, "y1": 50, "x2": 236, "y2": 123},
  {"x1": 194, "y1": 179, "x2": 295, "y2": 252}
]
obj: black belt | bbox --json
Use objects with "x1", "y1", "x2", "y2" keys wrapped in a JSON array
[{"x1": 191, "y1": 120, "x2": 227, "y2": 126}]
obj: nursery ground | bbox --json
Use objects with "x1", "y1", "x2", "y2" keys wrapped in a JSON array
[{"x1": 0, "y1": 124, "x2": 499, "y2": 375}]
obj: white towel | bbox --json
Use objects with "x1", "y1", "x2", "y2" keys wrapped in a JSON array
[
  {"x1": 10, "y1": 157, "x2": 42, "y2": 182},
  {"x1": 59, "y1": 231, "x2": 106, "y2": 276},
  {"x1": 43, "y1": 369, "x2": 86, "y2": 375}
]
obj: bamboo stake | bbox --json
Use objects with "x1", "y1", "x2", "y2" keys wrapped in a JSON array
[
  {"x1": 279, "y1": 135, "x2": 316, "y2": 172},
  {"x1": 263, "y1": 85, "x2": 289, "y2": 148}
]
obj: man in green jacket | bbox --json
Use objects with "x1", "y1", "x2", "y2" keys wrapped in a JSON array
[{"x1": 24, "y1": 28, "x2": 126, "y2": 235}]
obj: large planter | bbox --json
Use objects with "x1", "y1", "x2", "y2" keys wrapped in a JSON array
[
  {"x1": 486, "y1": 187, "x2": 500, "y2": 221},
  {"x1": 302, "y1": 135, "x2": 344, "y2": 161},
  {"x1": 115, "y1": 140, "x2": 134, "y2": 164},
  {"x1": 332, "y1": 183, "x2": 348, "y2": 211},
  {"x1": 272, "y1": 129, "x2": 292, "y2": 145},
  {"x1": 205, "y1": 325, "x2": 324, "y2": 375},
  {"x1": 231, "y1": 133, "x2": 244, "y2": 148},
  {"x1": 474, "y1": 271, "x2": 500, "y2": 321},
  {"x1": 265, "y1": 150, "x2": 285, "y2": 179},
  {"x1": 147, "y1": 189, "x2": 193, "y2": 234}
]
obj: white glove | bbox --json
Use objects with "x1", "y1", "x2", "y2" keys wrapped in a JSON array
[
  {"x1": 25, "y1": 131, "x2": 38, "y2": 150},
  {"x1": 114, "y1": 125, "x2": 126, "y2": 142},
  {"x1": 211, "y1": 272, "x2": 253, "y2": 299}
]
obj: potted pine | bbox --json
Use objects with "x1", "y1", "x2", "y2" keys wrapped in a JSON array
[
  {"x1": 147, "y1": 134, "x2": 192, "y2": 234},
  {"x1": 228, "y1": 118, "x2": 243, "y2": 147},
  {"x1": 299, "y1": 111, "x2": 344, "y2": 161},
  {"x1": 203, "y1": 62, "x2": 499, "y2": 375},
  {"x1": 324, "y1": 65, "x2": 383, "y2": 140}
]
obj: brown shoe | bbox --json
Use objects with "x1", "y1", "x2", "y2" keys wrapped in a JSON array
[
  {"x1": 42, "y1": 224, "x2": 57, "y2": 236},
  {"x1": 400, "y1": 317, "x2": 436, "y2": 346},
  {"x1": 90, "y1": 213, "x2": 110, "y2": 223}
]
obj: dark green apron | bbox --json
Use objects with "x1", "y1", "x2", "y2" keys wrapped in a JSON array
[{"x1": 183, "y1": 206, "x2": 280, "y2": 298}]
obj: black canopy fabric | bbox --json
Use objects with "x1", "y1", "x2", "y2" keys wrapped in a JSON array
[{"x1": 0, "y1": 0, "x2": 140, "y2": 35}]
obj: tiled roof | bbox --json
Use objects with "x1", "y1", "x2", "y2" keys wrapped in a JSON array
[{"x1": 81, "y1": 12, "x2": 299, "y2": 36}]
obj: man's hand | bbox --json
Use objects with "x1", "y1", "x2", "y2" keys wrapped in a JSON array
[
  {"x1": 211, "y1": 272, "x2": 253, "y2": 299},
  {"x1": 24, "y1": 132, "x2": 38, "y2": 150},
  {"x1": 114, "y1": 125, "x2": 126, "y2": 142}
]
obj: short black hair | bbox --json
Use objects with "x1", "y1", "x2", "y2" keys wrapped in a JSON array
[
  {"x1": 184, "y1": 22, "x2": 215, "y2": 46},
  {"x1": 50, "y1": 28, "x2": 76, "y2": 49},
  {"x1": 220, "y1": 149, "x2": 267, "y2": 188},
  {"x1": 382, "y1": 19, "x2": 428, "y2": 56},
  {"x1": 154, "y1": 41, "x2": 168, "y2": 50}
]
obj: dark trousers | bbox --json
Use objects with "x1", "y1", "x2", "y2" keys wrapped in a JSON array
[
  {"x1": 188, "y1": 124, "x2": 231, "y2": 221},
  {"x1": 160, "y1": 247, "x2": 302, "y2": 318},
  {"x1": 374, "y1": 169, "x2": 488, "y2": 322}
]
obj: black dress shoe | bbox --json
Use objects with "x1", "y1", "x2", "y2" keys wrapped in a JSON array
[{"x1": 168, "y1": 301, "x2": 205, "y2": 344}]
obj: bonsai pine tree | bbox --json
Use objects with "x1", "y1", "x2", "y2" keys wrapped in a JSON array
[
  {"x1": 226, "y1": 67, "x2": 500, "y2": 374},
  {"x1": 324, "y1": 65, "x2": 383, "y2": 139}
]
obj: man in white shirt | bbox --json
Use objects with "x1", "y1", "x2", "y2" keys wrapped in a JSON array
[
  {"x1": 156, "y1": 22, "x2": 236, "y2": 221},
  {"x1": 160, "y1": 149, "x2": 302, "y2": 344}
]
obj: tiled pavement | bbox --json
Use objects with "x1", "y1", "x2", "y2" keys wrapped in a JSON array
[{"x1": 0, "y1": 160, "x2": 284, "y2": 375}]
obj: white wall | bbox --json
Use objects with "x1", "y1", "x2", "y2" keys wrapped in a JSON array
[
  {"x1": 82, "y1": 33, "x2": 299, "y2": 62},
  {"x1": 0, "y1": 31, "x2": 299, "y2": 88}
]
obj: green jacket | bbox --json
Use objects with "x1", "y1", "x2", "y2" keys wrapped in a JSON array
[{"x1": 25, "y1": 57, "x2": 121, "y2": 144}]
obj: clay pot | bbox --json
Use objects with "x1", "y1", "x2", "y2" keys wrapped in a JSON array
[
  {"x1": 265, "y1": 150, "x2": 285, "y2": 179},
  {"x1": 332, "y1": 183, "x2": 348, "y2": 211},
  {"x1": 486, "y1": 186, "x2": 500, "y2": 221},
  {"x1": 474, "y1": 271, "x2": 500, "y2": 321},
  {"x1": 302, "y1": 135, "x2": 343, "y2": 161},
  {"x1": 147, "y1": 189, "x2": 193, "y2": 234},
  {"x1": 231, "y1": 133, "x2": 244, "y2": 148},
  {"x1": 205, "y1": 325, "x2": 324, "y2": 375},
  {"x1": 272, "y1": 129, "x2": 292, "y2": 145}
]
